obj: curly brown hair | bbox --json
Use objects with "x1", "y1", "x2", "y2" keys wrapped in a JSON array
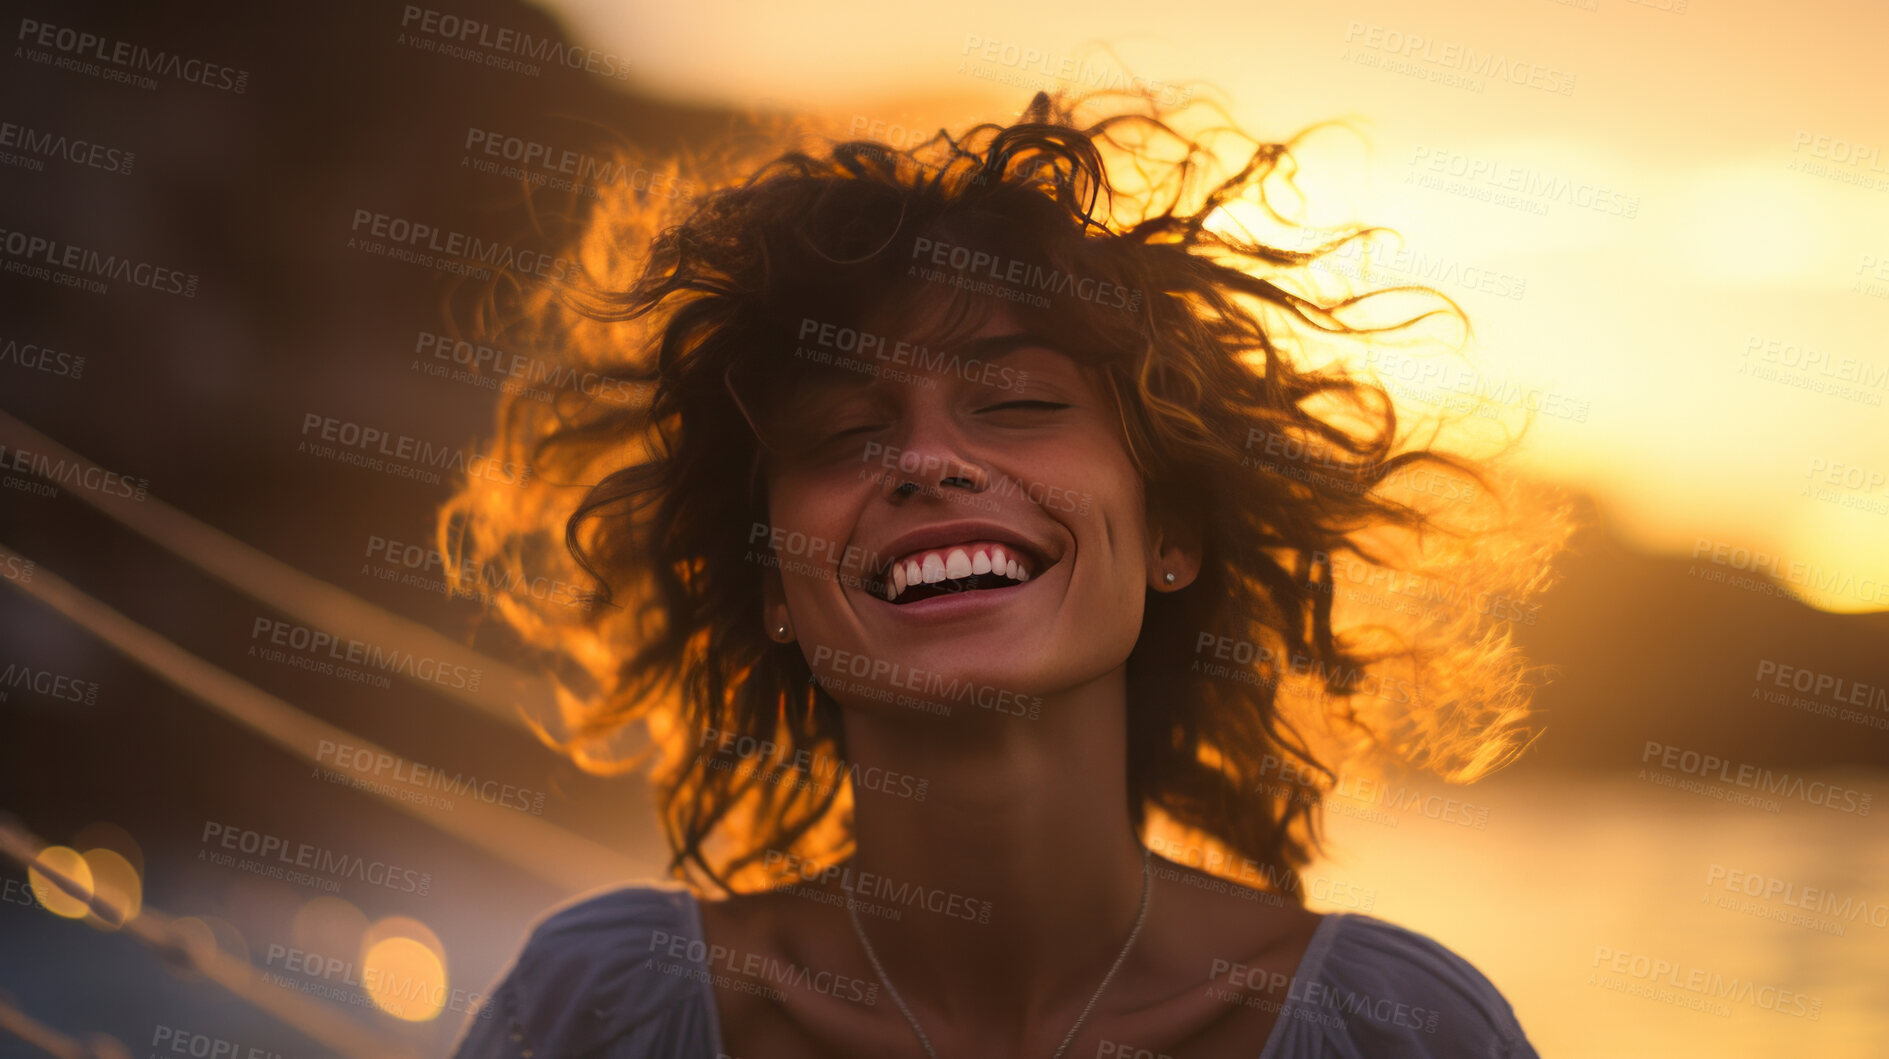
[{"x1": 438, "y1": 90, "x2": 1572, "y2": 901}]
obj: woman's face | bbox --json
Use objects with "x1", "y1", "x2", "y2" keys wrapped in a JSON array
[{"x1": 760, "y1": 300, "x2": 1179, "y2": 718}]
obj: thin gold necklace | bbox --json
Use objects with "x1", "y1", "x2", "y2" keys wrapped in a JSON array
[{"x1": 844, "y1": 844, "x2": 1154, "y2": 1059}]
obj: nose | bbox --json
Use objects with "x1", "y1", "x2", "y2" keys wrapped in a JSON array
[{"x1": 877, "y1": 401, "x2": 990, "y2": 502}]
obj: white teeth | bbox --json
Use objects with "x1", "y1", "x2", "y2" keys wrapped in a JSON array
[
  {"x1": 882, "y1": 542, "x2": 1039, "y2": 601},
  {"x1": 945, "y1": 549, "x2": 972, "y2": 579}
]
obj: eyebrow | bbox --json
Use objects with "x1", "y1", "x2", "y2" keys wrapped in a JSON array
[{"x1": 952, "y1": 331, "x2": 1060, "y2": 360}]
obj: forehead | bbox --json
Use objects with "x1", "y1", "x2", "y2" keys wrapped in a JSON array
[
  {"x1": 785, "y1": 295, "x2": 1081, "y2": 397},
  {"x1": 796, "y1": 327, "x2": 1068, "y2": 391}
]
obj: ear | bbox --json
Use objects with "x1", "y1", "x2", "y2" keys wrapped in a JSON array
[
  {"x1": 762, "y1": 563, "x2": 794, "y2": 641},
  {"x1": 1145, "y1": 505, "x2": 1203, "y2": 592}
]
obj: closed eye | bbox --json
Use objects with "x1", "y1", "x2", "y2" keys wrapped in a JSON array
[
  {"x1": 978, "y1": 401, "x2": 1070, "y2": 413},
  {"x1": 822, "y1": 423, "x2": 886, "y2": 443}
]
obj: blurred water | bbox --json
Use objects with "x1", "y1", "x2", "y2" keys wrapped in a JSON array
[{"x1": 1304, "y1": 771, "x2": 1889, "y2": 1058}]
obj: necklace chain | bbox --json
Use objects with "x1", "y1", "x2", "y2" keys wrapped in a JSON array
[{"x1": 844, "y1": 845, "x2": 1154, "y2": 1059}]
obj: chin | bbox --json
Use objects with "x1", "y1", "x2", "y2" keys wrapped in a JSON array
[{"x1": 818, "y1": 645, "x2": 1051, "y2": 723}]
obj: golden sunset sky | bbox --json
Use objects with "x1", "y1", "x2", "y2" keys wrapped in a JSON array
[{"x1": 548, "y1": 0, "x2": 1889, "y2": 611}]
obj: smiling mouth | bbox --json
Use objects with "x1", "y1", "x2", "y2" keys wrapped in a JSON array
[{"x1": 878, "y1": 542, "x2": 1036, "y2": 604}]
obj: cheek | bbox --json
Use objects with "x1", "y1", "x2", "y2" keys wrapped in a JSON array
[
  {"x1": 1033, "y1": 424, "x2": 1138, "y2": 509},
  {"x1": 766, "y1": 475, "x2": 869, "y2": 609},
  {"x1": 1068, "y1": 440, "x2": 1147, "y2": 555},
  {"x1": 1058, "y1": 468, "x2": 1151, "y2": 633},
  {"x1": 1089, "y1": 508, "x2": 1151, "y2": 606}
]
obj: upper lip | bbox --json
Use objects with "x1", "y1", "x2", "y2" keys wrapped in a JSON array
[{"x1": 868, "y1": 520, "x2": 1058, "y2": 585}]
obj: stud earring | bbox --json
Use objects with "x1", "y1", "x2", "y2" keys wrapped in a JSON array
[
  {"x1": 775, "y1": 624, "x2": 789, "y2": 640},
  {"x1": 1163, "y1": 571, "x2": 1176, "y2": 585}
]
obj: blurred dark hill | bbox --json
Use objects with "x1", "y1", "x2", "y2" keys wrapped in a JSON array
[{"x1": 1510, "y1": 494, "x2": 1889, "y2": 771}]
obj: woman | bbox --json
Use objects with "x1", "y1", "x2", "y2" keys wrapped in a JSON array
[{"x1": 444, "y1": 90, "x2": 1563, "y2": 1057}]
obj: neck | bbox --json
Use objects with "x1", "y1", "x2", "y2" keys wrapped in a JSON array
[{"x1": 835, "y1": 664, "x2": 1149, "y2": 1032}]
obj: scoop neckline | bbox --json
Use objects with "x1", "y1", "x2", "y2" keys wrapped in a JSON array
[
  {"x1": 681, "y1": 891, "x2": 1350, "y2": 1057},
  {"x1": 1255, "y1": 910, "x2": 1349, "y2": 1059}
]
